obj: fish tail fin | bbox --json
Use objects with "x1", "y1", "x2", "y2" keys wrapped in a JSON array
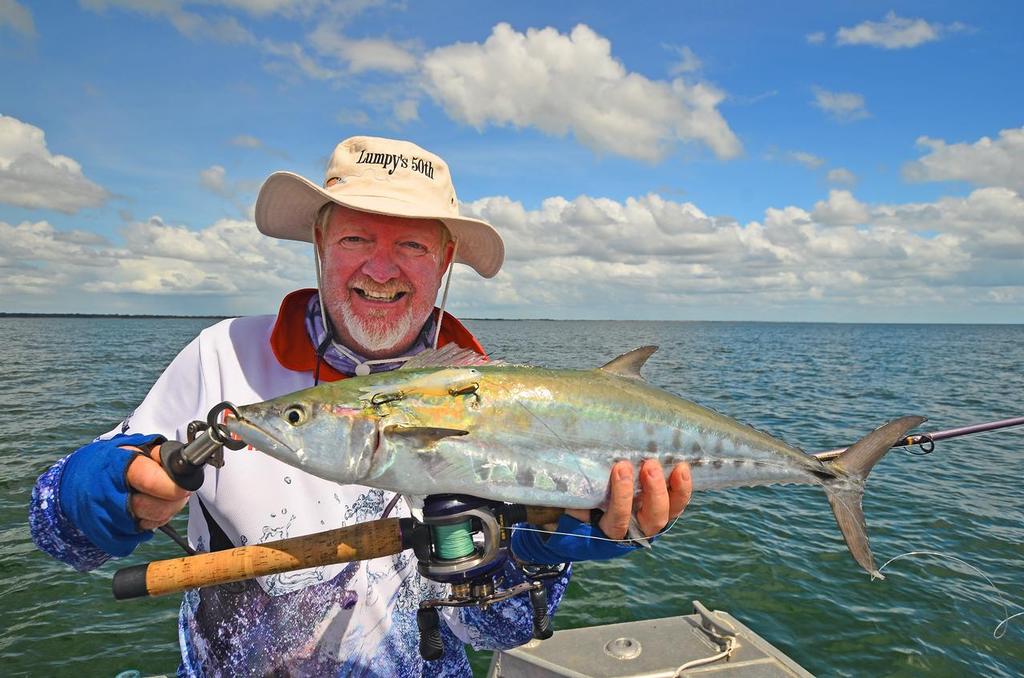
[{"x1": 822, "y1": 415, "x2": 927, "y2": 578}]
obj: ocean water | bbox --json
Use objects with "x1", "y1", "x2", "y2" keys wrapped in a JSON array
[{"x1": 1, "y1": 316, "x2": 1021, "y2": 677}]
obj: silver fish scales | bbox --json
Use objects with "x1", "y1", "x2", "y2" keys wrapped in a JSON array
[{"x1": 226, "y1": 346, "x2": 924, "y2": 577}]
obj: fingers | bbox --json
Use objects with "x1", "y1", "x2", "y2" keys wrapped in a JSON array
[
  {"x1": 635, "y1": 459, "x2": 669, "y2": 537},
  {"x1": 597, "y1": 461, "x2": 635, "y2": 540},
  {"x1": 667, "y1": 462, "x2": 692, "y2": 520},
  {"x1": 563, "y1": 460, "x2": 695, "y2": 543},
  {"x1": 126, "y1": 451, "x2": 190, "y2": 501},
  {"x1": 124, "y1": 447, "x2": 190, "y2": 530},
  {"x1": 564, "y1": 508, "x2": 589, "y2": 525},
  {"x1": 131, "y1": 492, "x2": 189, "y2": 531}
]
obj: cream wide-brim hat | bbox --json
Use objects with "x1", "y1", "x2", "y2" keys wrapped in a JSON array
[{"x1": 254, "y1": 136, "x2": 505, "y2": 278}]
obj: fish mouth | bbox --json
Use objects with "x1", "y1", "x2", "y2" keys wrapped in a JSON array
[{"x1": 223, "y1": 415, "x2": 299, "y2": 460}]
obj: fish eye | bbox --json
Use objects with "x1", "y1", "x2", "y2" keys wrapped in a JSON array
[{"x1": 284, "y1": 404, "x2": 307, "y2": 426}]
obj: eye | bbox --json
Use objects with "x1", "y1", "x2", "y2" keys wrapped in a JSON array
[
  {"x1": 284, "y1": 404, "x2": 307, "y2": 426},
  {"x1": 340, "y1": 235, "x2": 369, "y2": 247},
  {"x1": 401, "y1": 241, "x2": 428, "y2": 253}
]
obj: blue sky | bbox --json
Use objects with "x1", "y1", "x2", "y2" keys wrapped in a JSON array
[{"x1": 1, "y1": 1, "x2": 1022, "y2": 321}]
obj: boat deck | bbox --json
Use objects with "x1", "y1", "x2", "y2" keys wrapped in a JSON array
[{"x1": 487, "y1": 601, "x2": 814, "y2": 677}]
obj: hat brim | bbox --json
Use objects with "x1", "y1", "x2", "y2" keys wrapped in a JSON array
[{"x1": 255, "y1": 171, "x2": 504, "y2": 279}]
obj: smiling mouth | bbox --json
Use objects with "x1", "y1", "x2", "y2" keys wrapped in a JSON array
[{"x1": 354, "y1": 287, "x2": 408, "y2": 303}]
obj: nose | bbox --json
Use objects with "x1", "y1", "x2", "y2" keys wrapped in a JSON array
[{"x1": 361, "y1": 244, "x2": 400, "y2": 283}]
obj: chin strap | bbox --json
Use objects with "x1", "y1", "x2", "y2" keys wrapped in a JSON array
[{"x1": 431, "y1": 237, "x2": 459, "y2": 349}]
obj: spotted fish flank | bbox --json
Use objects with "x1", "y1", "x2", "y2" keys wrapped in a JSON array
[{"x1": 227, "y1": 346, "x2": 925, "y2": 577}]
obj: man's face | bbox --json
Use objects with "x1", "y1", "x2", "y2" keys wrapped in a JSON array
[{"x1": 317, "y1": 205, "x2": 452, "y2": 359}]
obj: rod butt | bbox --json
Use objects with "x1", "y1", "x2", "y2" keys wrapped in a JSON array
[{"x1": 113, "y1": 564, "x2": 151, "y2": 600}]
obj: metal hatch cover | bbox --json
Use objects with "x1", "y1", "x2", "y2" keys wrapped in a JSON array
[{"x1": 487, "y1": 601, "x2": 814, "y2": 677}]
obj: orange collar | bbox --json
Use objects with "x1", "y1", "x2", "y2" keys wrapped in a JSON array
[{"x1": 269, "y1": 288, "x2": 486, "y2": 381}]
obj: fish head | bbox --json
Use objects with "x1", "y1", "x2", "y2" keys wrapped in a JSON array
[{"x1": 226, "y1": 392, "x2": 380, "y2": 484}]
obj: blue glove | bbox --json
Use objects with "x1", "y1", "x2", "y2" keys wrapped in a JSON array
[
  {"x1": 59, "y1": 433, "x2": 166, "y2": 557},
  {"x1": 510, "y1": 513, "x2": 644, "y2": 565}
]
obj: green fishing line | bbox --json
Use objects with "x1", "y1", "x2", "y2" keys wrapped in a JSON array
[{"x1": 433, "y1": 521, "x2": 475, "y2": 559}]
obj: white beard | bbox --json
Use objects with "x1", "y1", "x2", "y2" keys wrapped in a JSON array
[{"x1": 337, "y1": 296, "x2": 418, "y2": 354}]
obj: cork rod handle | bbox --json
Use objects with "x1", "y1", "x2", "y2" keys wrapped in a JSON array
[{"x1": 113, "y1": 517, "x2": 405, "y2": 599}]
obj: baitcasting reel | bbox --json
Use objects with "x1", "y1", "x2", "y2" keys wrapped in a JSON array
[{"x1": 406, "y1": 494, "x2": 560, "y2": 661}]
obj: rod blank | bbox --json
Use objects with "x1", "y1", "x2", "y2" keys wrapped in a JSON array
[{"x1": 813, "y1": 416, "x2": 1024, "y2": 462}]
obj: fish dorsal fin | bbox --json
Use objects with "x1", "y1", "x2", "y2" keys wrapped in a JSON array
[
  {"x1": 399, "y1": 344, "x2": 496, "y2": 369},
  {"x1": 599, "y1": 346, "x2": 657, "y2": 380}
]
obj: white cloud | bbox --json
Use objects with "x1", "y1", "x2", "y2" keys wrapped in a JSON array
[
  {"x1": 666, "y1": 45, "x2": 702, "y2": 75},
  {"x1": 230, "y1": 134, "x2": 263, "y2": 148},
  {"x1": 82, "y1": 0, "x2": 256, "y2": 43},
  {"x1": 0, "y1": 216, "x2": 311, "y2": 304},
  {"x1": 74, "y1": 12, "x2": 740, "y2": 163},
  {"x1": 308, "y1": 23, "x2": 418, "y2": 73},
  {"x1": 903, "y1": 127, "x2": 1024, "y2": 192},
  {"x1": 870, "y1": 187, "x2": 1024, "y2": 259},
  {"x1": 211, "y1": 0, "x2": 328, "y2": 16},
  {"x1": 199, "y1": 164, "x2": 228, "y2": 194},
  {"x1": 827, "y1": 167, "x2": 857, "y2": 185},
  {"x1": 811, "y1": 86, "x2": 869, "y2": 122},
  {"x1": 452, "y1": 184, "x2": 1023, "y2": 316},
  {"x1": 261, "y1": 39, "x2": 338, "y2": 80},
  {"x1": 422, "y1": 23, "x2": 741, "y2": 162},
  {"x1": 0, "y1": 220, "x2": 114, "y2": 268},
  {"x1": 805, "y1": 31, "x2": 825, "y2": 45},
  {"x1": 811, "y1": 189, "x2": 870, "y2": 226},
  {"x1": 196, "y1": 164, "x2": 259, "y2": 217},
  {"x1": 0, "y1": 0, "x2": 34, "y2": 37},
  {"x1": 836, "y1": 12, "x2": 967, "y2": 50},
  {"x1": 393, "y1": 99, "x2": 419, "y2": 123},
  {"x1": 0, "y1": 114, "x2": 109, "y2": 213},
  {"x1": 337, "y1": 109, "x2": 371, "y2": 126},
  {"x1": 789, "y1": 151, "x2": 824, "y2": 169},
  {"x1": 82, "y1": 0, "x2": 398, "y2": 71},
  {"x1": 4, "y1": 184, "x2": 1022, "y2": 316}
]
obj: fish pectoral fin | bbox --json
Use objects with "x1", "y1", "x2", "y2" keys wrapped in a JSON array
[
  {"x1": 383, "y1": 425, "x2": 469, "y2": 449},
  {"x1": 626, "y1": 515, "x2": 654, "y2": 549},
  {"x1": 598, "y1": 346, "x2": 657, "y2": 380}
]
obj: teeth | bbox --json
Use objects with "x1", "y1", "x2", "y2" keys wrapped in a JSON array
[{"x1": 357, "y1": 288, "x2": 402, "y2": 302}]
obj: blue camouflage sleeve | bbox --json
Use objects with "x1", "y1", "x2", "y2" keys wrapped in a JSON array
[{"x1": 29, "y1": 455, "x2": 112, "y2": 572}]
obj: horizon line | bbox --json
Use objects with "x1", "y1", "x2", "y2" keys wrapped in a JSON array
[{"x1": 1, "y1": 312, "x2": 1020, "y2": 326}]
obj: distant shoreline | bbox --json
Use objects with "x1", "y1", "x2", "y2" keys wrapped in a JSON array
[
  {"x1": 0, "y1": 312, "x2": 230, "y2": 320},
  {"x1": 0, "y1": 312, "x2": 1020, "y2": 325}
]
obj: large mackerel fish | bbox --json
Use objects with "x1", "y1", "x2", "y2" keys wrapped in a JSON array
[{"x1": 226, "y1": 346, "x2": 924, "y2": 577}]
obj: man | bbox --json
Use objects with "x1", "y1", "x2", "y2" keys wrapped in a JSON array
[{"x1": 30, "y1": 136, "x2": 691, "y2": 676}]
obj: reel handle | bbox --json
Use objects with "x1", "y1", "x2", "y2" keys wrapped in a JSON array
[
  {"x1": 529, "y1": 586, "x2": 554, "y2": 640},
  {"x1": 417, "y1": 607, "x2": 444, "y2": 661}
]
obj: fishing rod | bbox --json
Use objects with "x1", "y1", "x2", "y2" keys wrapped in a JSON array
[{"x1": 813, "y1": 416, "x2": 1024, "y2": 462}]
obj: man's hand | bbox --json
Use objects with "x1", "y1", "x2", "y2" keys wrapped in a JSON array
[
  {"x1": 122, "y1": 444, "x2": 191, "y2": 531},
  {"x1": 567, "y1": 460, "x2": 692, "y2": 539}
]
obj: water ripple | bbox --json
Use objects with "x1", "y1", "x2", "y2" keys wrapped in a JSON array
[{"x1": 2, "y1": 318, "x2": 1022, "y2": 676}]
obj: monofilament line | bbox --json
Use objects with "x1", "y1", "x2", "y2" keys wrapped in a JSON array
[
  {"x1": 878, "y1": 550, "x2": 1021, "y2": 638},
  {"x1": 509, "y1": 512, "x2": 686, "y2": 545}
]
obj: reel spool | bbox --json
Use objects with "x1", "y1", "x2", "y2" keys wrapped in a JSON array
[{"x1": 409, "y1": 494, "x2": 557, "y2": 660}]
